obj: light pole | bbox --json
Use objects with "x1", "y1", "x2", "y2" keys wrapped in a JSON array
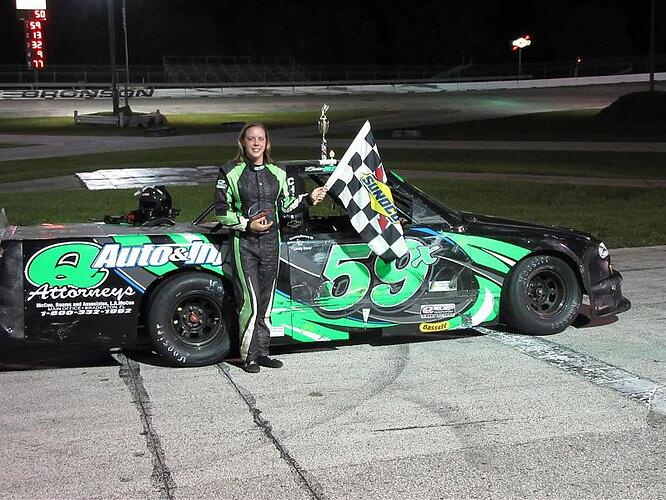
[
  {"x1": 511, "y1": 35, "x2": 532, "y2": 78},
  {"x1": 122, "y1": 0, "x2": 130, "y2": 108},
  {"x1": 649, "y1": 0, "x2": 656, "y2": 92},
  {"x1": 575, "y1": 56, "x2": 582, "y2": 77},
  {"x1": 107, "y1": 0, "x2": 119, "y2": 116}
]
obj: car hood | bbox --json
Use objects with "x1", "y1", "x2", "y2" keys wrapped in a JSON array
[{"x1": 460, "y1": 211, "x2": 594, "y2": 242}]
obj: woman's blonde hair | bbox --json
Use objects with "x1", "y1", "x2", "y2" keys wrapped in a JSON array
[{"x1": 235, "y1": 122, "x2": 273, "y2": 164}]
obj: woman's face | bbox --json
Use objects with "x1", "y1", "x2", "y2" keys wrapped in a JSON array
[{"x1": 242, "y1": 125, "x2": 267, "y2": 164}]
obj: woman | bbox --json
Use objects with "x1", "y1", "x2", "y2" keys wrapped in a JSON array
[{"x1": 213, "y1": 123, "x2": 327, "y2": 373}]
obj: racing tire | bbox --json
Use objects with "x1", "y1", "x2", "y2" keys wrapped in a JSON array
[
  {"x1": 502, "y1": 255, "x2": 582, "y2": 335},
  {"x1": 147, "y1": 272, "x2": 230, "y2": 367}
]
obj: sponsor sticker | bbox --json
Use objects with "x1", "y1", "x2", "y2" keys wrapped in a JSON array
[
  {"x1": 92, "y1": 240, "x2": 222, "y2": 269},
  {"x1": 419, "y1": 321, "x2": 450, "y2": 333},
  {"x1": 429, "y1": 280, "x2": 455, "y2": 292},
  {"x1": 304, "y1": 165, "x2": 336, "y2": 173},
  {"x1": 360, "y1": 173, "x2": 401, "y2": 224},
  {"x1": 24, "y1": 241, "x2": 137, "y2": 318},
  {"x1": 420, "y1": 303, "x2": 455, "y2": 320}
]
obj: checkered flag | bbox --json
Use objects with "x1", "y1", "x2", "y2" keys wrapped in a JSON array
[{"x1": 325, "y1": 121, "x2": 408, "y2": 261}]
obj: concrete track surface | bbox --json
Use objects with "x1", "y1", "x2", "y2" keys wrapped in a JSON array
[{"x1": 1, "y1": 246, "x2": 664, "y2": 499}]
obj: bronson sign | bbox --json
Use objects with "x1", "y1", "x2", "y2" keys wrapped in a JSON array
[{"x1": 0, "y1": 88, "x2": 156, "y2": 99}]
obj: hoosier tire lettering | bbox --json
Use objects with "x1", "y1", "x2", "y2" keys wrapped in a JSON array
[{"x1": 146, "y1": 272, "x2": 230, "y2": 367}]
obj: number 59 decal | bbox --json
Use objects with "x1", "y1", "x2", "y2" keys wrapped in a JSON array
[{"x1": 315, "y1": 239, "x2": 438, "y2": 316}]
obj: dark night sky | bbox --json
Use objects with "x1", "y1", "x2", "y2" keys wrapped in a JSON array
[{"x1": 0, "y1": 1, "x2": 662, "y2": 66}]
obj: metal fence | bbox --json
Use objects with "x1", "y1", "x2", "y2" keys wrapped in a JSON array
[{"x1": 1, "y1": 54, "x2": 664, "y2": 87}]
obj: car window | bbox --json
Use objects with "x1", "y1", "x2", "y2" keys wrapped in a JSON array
[
  {"x1": 388, "y1": 180, "x2": 449, "y2": 226},
  {"x1": 387, "y1": 172, "x2": 461, "y2": 228},
  {"x1": 286, "y1": 170, "x2": 454, "y2": 233}
]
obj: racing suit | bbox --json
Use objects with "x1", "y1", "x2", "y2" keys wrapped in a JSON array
[{"x1": 213, "y1": 159, "x2": 311, "y2": 363}]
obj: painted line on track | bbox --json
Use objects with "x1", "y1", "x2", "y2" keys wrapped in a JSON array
[{"x1": 476, "y1": 327, "x2": 666, "y2": 419}]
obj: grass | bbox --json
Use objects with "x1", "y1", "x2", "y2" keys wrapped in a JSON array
[
  {"x1": 0, "y1": 185, "x2": 216, "y2": 226},
  {"x1": 1, "y1": 180, "x2": 664, "y2": 249},
  {"x1": 0, "y1": 110, "x2": 382, "y2": 136},
  {"x1": 375, "y1": 109, "x2": 666, "y2": 142},
  {"x1": 0, "y1": 146, "x2": 237, "y2": 183},
  {"x1": 2, "y1": 146, "x2": 666, "y2": 184},
  {"x1": 0, "y1": 146, "x2": 307, "y2": 183},
  {"x1": 0, "y1": 143, "x2": 24, "y2": 149},
  {"x1": 415, "y1": 180, "x2": 666, "y2": 249},
  {"x1": 380, "y1": 149, "x2": 666, "y2": 179}
]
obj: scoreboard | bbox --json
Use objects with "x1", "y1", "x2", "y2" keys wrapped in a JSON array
[{"x1": 16, "y1": 0, "x2": 48, "y2": 70}]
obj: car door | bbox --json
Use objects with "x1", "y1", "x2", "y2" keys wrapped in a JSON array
[
  {"x1": 283, "y1": 216, "x2": 364, "y2": 342},
  {"x1": 284, "y1": 217, "x2": 455, "y2": 339}
]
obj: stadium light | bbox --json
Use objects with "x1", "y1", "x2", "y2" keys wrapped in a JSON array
[{"x1": 511, "y1": 35, "x2": 532, "y2": 77}]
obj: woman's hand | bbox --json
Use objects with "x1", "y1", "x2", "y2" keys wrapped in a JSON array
[
  {"x1": 249, "y1": 216, "x2": 273, "y2": 232},
  {"x1": 310, "y1": 186, "x2": 328, "y2": 206}
]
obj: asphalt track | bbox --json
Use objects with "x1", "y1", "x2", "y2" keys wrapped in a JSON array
[
  {"x1": 2, "y1": 82, "x2": 666, "y2": 164},
  {"x1": 1, "y1": 84, "x2": 665, "y2": 498},
  {"x1": 1, "y1": 246, "x2": 664, "y2": 499}
]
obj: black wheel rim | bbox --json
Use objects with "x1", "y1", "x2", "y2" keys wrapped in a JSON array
[
  {"x1": 170, "y1": 293, "x2": 222, "y2": 348},
  {"x1": 525, "y1": 267, "x2": 567, "y2": 318}
]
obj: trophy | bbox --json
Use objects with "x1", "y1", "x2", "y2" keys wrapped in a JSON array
[{"x1": 318, "y1": 104, "x2": 329, "y2": 160}]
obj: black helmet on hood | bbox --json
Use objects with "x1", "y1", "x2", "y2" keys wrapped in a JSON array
[{"x1": 129, "y1": 185, "x2": 179, "y2": 225}]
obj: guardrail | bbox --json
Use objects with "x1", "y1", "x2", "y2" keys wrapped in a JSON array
[{"x1": 3, "y1": 72, "x2": 663, "y2": 101}]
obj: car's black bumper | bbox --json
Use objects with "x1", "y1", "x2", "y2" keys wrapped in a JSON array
[{"x1": 589, "y1": 270, "x2": 631, "y2": 318}]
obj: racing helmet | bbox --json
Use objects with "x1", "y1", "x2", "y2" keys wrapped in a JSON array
[{"x1": 128, "y1": 185, "x2": 180, "y2": 225}]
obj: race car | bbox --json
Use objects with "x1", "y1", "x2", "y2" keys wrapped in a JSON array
[{"x1": 0, "y1": 162, "x2": 630, "y2": 367}]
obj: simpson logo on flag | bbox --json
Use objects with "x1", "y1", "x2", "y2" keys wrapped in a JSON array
[{"x1": 324, "y1": 121, "x2": 409, "y2": 261}]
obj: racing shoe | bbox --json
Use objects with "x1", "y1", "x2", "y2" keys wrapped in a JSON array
[
  {"x1": 242, "y1": 361, "x2": 260, "y2": 373},
  {"x1": 257, "y1": 356, "x2": 283, "y2": 369}
]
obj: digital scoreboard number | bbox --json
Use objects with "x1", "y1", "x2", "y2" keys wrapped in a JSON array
[{"x1": 16, "y1": 0, "x2": 48, "y2": 70}]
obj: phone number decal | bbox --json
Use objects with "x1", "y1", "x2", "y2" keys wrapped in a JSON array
[{"x1": 35, "y1": 300, "x2": 135, "y2": 317}]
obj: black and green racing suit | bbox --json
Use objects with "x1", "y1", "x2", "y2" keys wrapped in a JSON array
[{"x1": 213, "y1": 159, "x2": 311, "y2": 363}]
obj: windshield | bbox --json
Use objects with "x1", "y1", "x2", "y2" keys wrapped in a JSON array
[{"x1": 303, "y1": 169, "x2": 459, "y2": 228}]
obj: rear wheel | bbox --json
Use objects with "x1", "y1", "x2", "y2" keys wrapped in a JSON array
[
  {"x1": 147, "y1": 272, "x2": 230, "y2": 366},
  {"x1": 502, "y1": 255, "x2": 582, "y2": 335}
]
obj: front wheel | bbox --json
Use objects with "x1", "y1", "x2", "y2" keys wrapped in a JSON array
[
  {"x1": 502, "y1": 255, "x2": 582, "y2": 335},
  {"x1": 147, "y1": 272, "x2": 230, "y2": 366}
]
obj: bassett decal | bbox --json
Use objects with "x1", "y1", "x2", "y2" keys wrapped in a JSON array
[{"x1": 419, "y1": 321, "x2": 451, "y2": 333}]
